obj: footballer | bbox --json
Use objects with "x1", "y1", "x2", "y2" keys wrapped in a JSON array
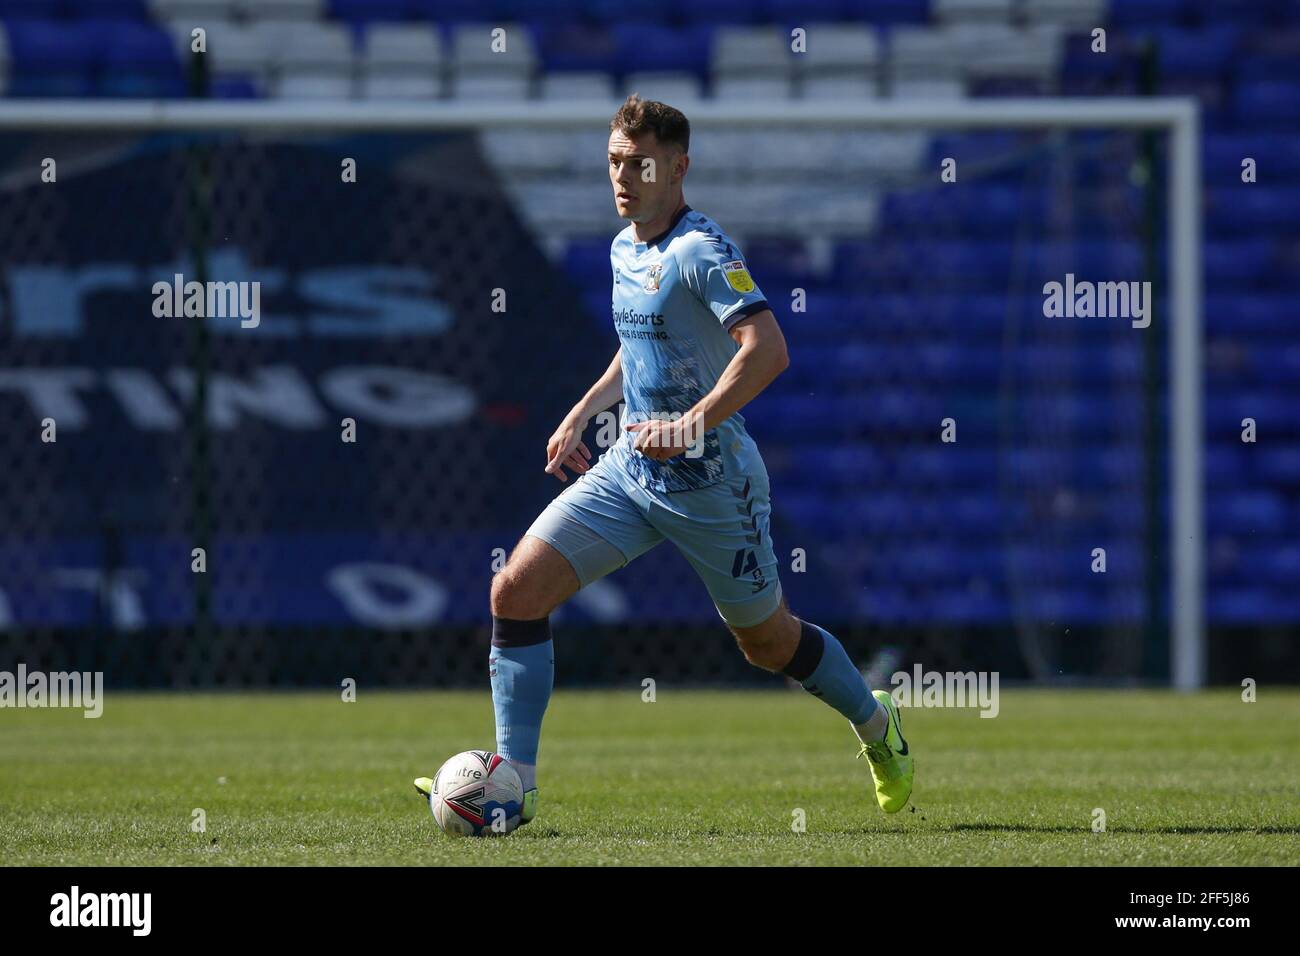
[{"x1": 417, "y1": 95, "x2": 914, "y2": 825}]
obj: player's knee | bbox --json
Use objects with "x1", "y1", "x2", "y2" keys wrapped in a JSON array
[
  {"x1": 729, "y1": 628, "x2": 790, "y2": 671},
  {"x1": 732, "y1": 633, "x2": 787, "y2": 671},
  {"x1": 729, "y1": 609, "x2": 799, "y2": 671},
  {"x1": 490, "y1": 564, "x2": 545, "y2": 620}
]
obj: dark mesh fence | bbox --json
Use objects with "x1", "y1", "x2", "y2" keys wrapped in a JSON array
[{"x1": 0, "y1": 121, "x2": 1174, "y2": 688}]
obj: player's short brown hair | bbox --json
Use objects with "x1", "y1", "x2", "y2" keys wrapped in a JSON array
[{"x1": 610, "y1": 94, "x2": 690, "y2": 154}]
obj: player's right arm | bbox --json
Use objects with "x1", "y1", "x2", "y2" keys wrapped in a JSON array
[{"x1": 544, "y1": 347, "x2": 624, "y2": 482}]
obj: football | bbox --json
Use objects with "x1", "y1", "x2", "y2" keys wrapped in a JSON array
[{"x1": 427, "y1": 750, "x2": 524, "y2": 838}]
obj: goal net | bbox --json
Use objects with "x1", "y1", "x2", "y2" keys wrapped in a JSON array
[{"x1": 0, "y1": 100, "x2": 1203, "y2": 689}]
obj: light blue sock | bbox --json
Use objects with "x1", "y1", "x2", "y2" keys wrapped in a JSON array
[
  {"x1": 489, "y1": 617, "x2": 554, "y2": 778},
  {"x1": 783, "y1": 620, "x2": 879, "y2": 726}
]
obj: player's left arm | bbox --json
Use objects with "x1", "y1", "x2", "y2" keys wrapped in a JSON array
[{"x1": 631, "y1": 309, "x2": 788, "y2": 461}]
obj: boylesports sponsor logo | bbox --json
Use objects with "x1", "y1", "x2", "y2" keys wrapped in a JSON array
[
  {"x1": 613, "y1": 306, "x2": 669, "y2": 341},
  {"x1": 613, "y1": 307, "x2": 665, "y2": 326},
  {"x1": 618, "y1": 329, "x2": 670, "y2": 341}
]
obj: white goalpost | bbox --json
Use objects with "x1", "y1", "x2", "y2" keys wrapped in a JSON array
[{"x1": 0, "y1": 96, "x2": 1205, "y2": 689}]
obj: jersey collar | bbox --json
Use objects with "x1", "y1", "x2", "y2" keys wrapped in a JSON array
[{"x1": 633, "y1": 204, "x2": 692, "y2": 253}]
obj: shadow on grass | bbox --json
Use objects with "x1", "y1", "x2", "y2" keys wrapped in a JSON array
[
  {"x1": 946, "y1": 823, "x2": 1300, "y2": 835},
  {"x1": 512, "y1": 823, "x2": 1299, "y2": 839}
]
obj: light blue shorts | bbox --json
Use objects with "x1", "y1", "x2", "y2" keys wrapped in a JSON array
[{"x1": 525, "y1": 445, "x2": 783, "y2": 629}]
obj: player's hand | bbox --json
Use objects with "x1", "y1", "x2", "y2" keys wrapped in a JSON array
[
  {"x1": 544, "y1": 418, "x2": 592, "y2": 483},
  {"x1": 626, "y1": 417, "x2": 699, "y2": 462}
]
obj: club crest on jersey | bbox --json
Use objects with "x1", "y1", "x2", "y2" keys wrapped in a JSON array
[{"x1": 643, "y1": 263, "x2": 664, "y2": 293}]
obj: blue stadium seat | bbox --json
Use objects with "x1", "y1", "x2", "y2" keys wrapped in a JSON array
[
  {"x1": 962, "y1": 497, "x2": 1033, "y2": 536},
  {"x1": 766, "y1": 0, "x2": 845, "y2": 23},
  {"x1": 1236, "y1": 80, "x2": 1300, "y2": 128},
  {"x1": 583, "y1": 0, "x2": 673, "y2": 25},
  {"x1": 899, "y1": 447, "x2": 998, "y2": 484},
  {"x1": 854, "y1": 588, "x2": 918, "y2": 623},
  {"x1": 408, "y1": 0, "x2": 505, "y2": 21},
  {"x1": 0, "y1": 1, "x2": 71, "y2": 16},
  {"x1": 1151, "y1": 26, "x2": 1240, "y2": 76},
  {"x1": 611, "y1": 24, "x2": 712, "y2": 78},
  {"x1": 1204, "y1": 241, "x2": 1278, "y2": 290},
  {"x1": 1211, "y1": 589, "x2": 1296, "y2": 622},
  {"x1": 1238, "y1": 55, "x2": 1300, "y2": 84},
  {"x1": 850, "y1": 293, "x2": 1012, "y2": 338},
  {"x1": 66, "y1": 0, "x2": 148, "y2": 19},
  {"x1": 867, "y1": 389, "x2": 953, "y2": 429},
  {"x1": 3, "y1": 19, "x2": 96, "y2": 96},
  {"x1": 1210, "y1": 187, "x2": 1300, "y2": 234},
  {"x1": 1031, "y1": 239, "x2": 1144, "y2": 276},
  {"x1": 844, "y1": 0, "x2": 929, "y2": 24},
  {"x1": 496, "y1": 0, "x2": 582, "y2": 21},
  {"x1": 1110, "y1": 0, "x2": 1191, "y2": 27},
  {"x1": 829, "y1": 240, "x2": 887, "y2": 288},
  {"x1": 811, "y1": 443, "x2": 887, "y2": 483},
  {"x1": 890, "y1": 544, "x2": 999, "y2": 582},
  {"x1": 831, "y1": 239, "x2": 1018, "y2": 290},
  {"x1": 743, "y1": 236, "x2": 818, "y2": 291},
  {"x1": 930, "y1": 591, "x2": 1014, "y2": 625},
  {"x1": 580, "y1": 287, "x2": 610, "y2": 329},
  {"x1": 1203, "y1": 133, "x2": 1300, "y2": 179},
  {"x1": 330, "y1": 0, "x2": 411, "y2": 21},
  {"x1": 1256, "y1": 545, "x2": 1300, "y2": 586},
  {"x1": 1280, "y1": 342, "x2": 1300, "y2": 375},
  {"x1": 918, "y1": 240, "x2": 1016, "y2": 287},
  {"x1": 1186, "y1": 0, "x2": 1292, "y2": 26},
  {"x1": 1236, "y1": 342, "x2": 1300, "y2": 385},
  {"x1": 535, "y1": 22, "x2": 619, "y2": 73},
  {"x1": 773, "y1": 291, "x2": 860, "y2": 343},
  {"x1": 1205, "y1": 392, "x2": 1300, "y2": 434},
  {"x1": 1062, "y1": 31, "x2": 1138, "y2": 81},
  {"x1": 95, "y1": 20, "x2": 183, "y2": 97},
  {"x1": 1158, "y1": 77, "x2": 1233, "y2": 129},
  {"x1": 1207, "y1": 294, "x2": 1294, "y2": 332},
  {"x1": 1207, "y1": 491, "x2": 1288, "y2": 533},
  {"x1": 758, "y1": 395, "x2": 856, "y2": 439},
  {"x1": 561, "y1": 235, "x2": 611, "y2": 287},
  {"x1": 775, "y1": 492, "x2": 840, "y2": 532},
  {"x1": 837, "y1": 494, "x2": 921, "y2": 534},
  {"x1": 669, "y1": 0, "x2": 761, "y2": 26},
  {"x1": 1257, "y1": 447, "x2": 1300, "y2": 483},
  {"x1": 209, "y1": 76, "x2": 261, "y2": 99},
  {"x1": 880, "y1": 186, "x2": 1049, "y2": 237},
  {"x1": 1004, "y1": 446, "x2": 1143, "y2": 486}
]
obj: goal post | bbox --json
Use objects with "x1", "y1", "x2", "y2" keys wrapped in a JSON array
[{"x1": 0, "y1": 97, "x2": 1205, "y2": 689}]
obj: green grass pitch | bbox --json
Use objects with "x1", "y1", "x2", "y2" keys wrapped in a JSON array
[{"x1": 2, "y1": 688, "x2": 1297, "y2": 866}]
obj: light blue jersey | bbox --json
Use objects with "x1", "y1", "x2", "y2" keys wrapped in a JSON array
[
  {"x1": 525, "y1": 205, "x2": 782, "y2": 627},
  {"x1": 607, "y1": 206, "x2": 770, "y2": 493}
]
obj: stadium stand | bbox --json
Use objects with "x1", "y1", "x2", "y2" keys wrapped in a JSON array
[{"x1": 1, "y1": 0, "x2": 1298, "y2": 683}]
